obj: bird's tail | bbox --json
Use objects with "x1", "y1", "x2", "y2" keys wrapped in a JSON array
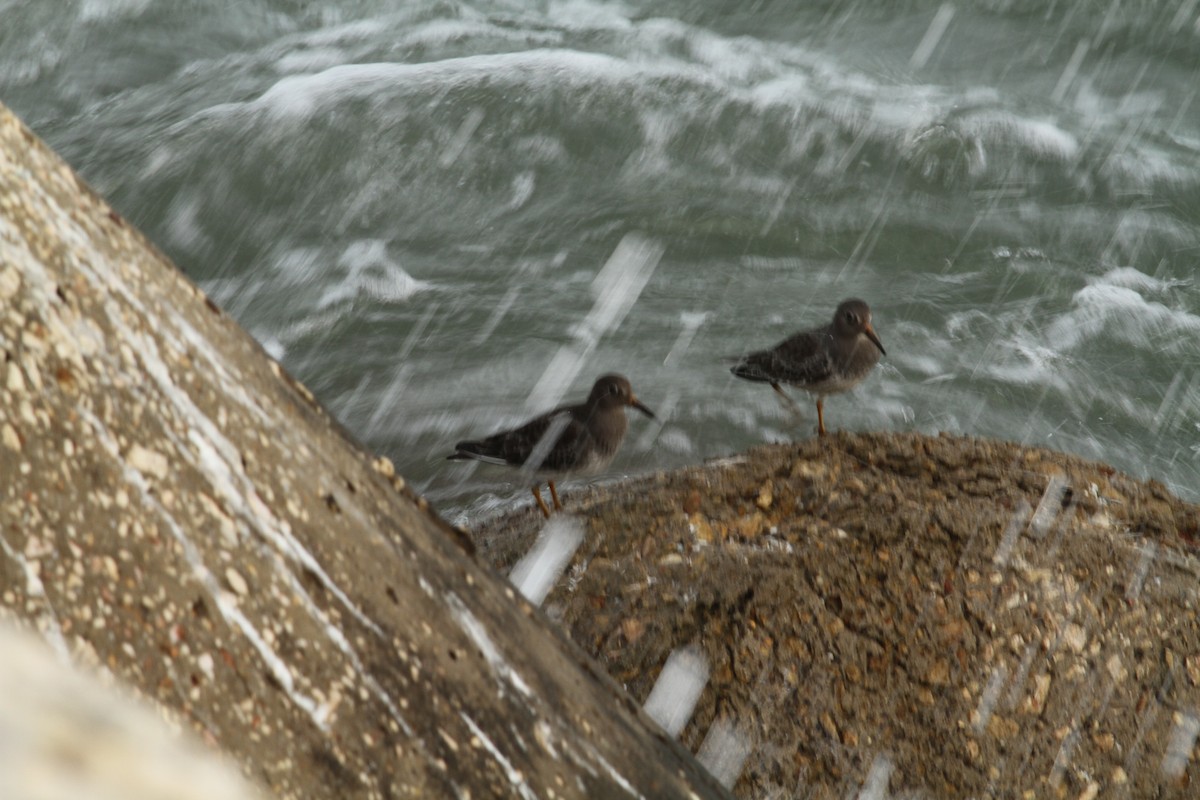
[
  {"x1": 729, "y1": 360, "x2": 772, "y2": 383},
  {"x1": 447, "y1": 441, "x2": 507, "y2": 465}
]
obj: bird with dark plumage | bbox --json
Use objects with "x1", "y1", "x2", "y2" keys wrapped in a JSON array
[
  {"x1": 731, "y1": 298, "x2": 886, "y2": 437},
  {"x1": 448, "y1": 374, "x2": 656, "y2": 517}
]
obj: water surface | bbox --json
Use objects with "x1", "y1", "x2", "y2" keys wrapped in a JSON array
[{"x1": 5, "y1": 0, "x2": 1198, "y2": 522}]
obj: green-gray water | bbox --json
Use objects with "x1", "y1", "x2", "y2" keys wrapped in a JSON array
[{"x1": 5, "y1": 0, "x2": 1198, "y2": 522}]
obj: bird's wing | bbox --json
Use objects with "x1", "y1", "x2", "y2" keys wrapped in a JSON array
[
  {"x1": 452, "y1": 407, "x2": 589, "y2": 471},
  {"x1": 515, "y1": 410, "x2": 591, "y2": 472},
  {"x1": 732, "y1": 330, "x2": 835, "y2": 386}
]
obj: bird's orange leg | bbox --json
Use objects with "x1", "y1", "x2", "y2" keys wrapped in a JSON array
[
  {"x1": 532, "y1": 485, "x2": 551, "y2": 518},
  {"x1": 816, "y1": 397, "x2": 826, "y2": 437},
  {"x1": 548, "y1": 480, "x2": 563, "y2": 511}
]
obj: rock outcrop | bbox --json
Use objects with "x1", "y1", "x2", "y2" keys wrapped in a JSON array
[
  {"x1": 0, "y1": 102, "x2": 729, "y2": 800},
  {"x1": 475, "y1": 432, "x2": 1200, "y2": 798},
  {"x1": 0, "y1": 623, "x2": 268, "y2": 800}
]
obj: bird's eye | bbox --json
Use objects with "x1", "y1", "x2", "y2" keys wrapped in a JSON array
[
  {"x1": 610, "y1": 383, "x2": 621, "y2": 395},
  {"x1": 844, "y1": 312, "x2": 858, "y2": 324}
]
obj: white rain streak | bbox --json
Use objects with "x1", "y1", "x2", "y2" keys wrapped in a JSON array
[
  {"x1": 1051, "y1": 39, "x2": 1089, "y2": 104},
  {"x1": 696, "y1": 718, "x2": 752, "y2": 790},
  {"x1": 758, "y1": 178, "x2": 797, "y2": 237},
  {"x1": 1160, "y1": 712, "x2": 1200, "y2": 779},
  {"x1": 1027, "y1": 474, "x2": 1068, "y2": 539},
  {"x1": 1048, "y1": 726, "x2": 1081, "y2": 788},
  {"x1": 991, "y1": 500, "x2": 1031, "y2": 568},
  {"x1": 857, "y1": 754, "x2": 894, "y2": 800},
  {"x1": 662, "y1": 311, "x2": 711, "y2": 366},
  {"x1": 572, "y1": 739, "x2": 646, "y2": 800},
  {"x1": 75, "y1": 406, "x2": 331, "y2": 731},
  {"x1": 1171, "y1": 0, "x2": 1200, "y2": 33},
  {"x1": 439, "y1": 107, "x2": 486, "y2": 167},
  {"x1": 519, "y1": 412, "x2": 573, "y2": 478},
  {"x1": 642, "y1": 644, "x2": 710, "y2": 737},
  {"x1": 0, "y1": 536, "x2": 69, "y2": 662},
  {"x1": 635, "y1": 387, "x2": 676, "y2": 451},
  {"x1": 472, "y1": 285, "x2": 521, "y2": 345},
  {"x1": 446, "y1": 592, "x2": 534, "y2": 700},
  {"x1": 124, "y1": 329, "x2": 402, "y2": 686},
  {"x1": 363, "y1": 300, "x2": 438, "y2": 438},
  {"x1": 508, "y1": 514, "x2": 585, "y2": 606},
  {"x1": 909, "y1": 3, "x2": 955, "y2": 69},
  {"x1": 3, "y1": 205, "x2": 332, "y2": 724},
  {"x1": 184, "y1": 428, "x2": 386, "y2": 640},
  {"x1": 21, "y1": 185, "x2": 426, "y2": 737},
  {"x1": 460, "y1": 712, "x2": 539, "y2": 800},
  {"x1": 1123, "y1": 690, "x2": 1163, "y2": 783},
  {"x1": 189, "y1": 433, "x2": 419, "y2": 737},
  {"x1": 1150, "y1": 370, "x2": 1198, "y2": 436},
  {"x1": 363, "y1": 366, "x2": 414, "y2": 441},
  {"x1": 973, "y1": 664, "x2": 1009, "y2": 734},
  {"x1": 1004, "y1": 643, "x2": 1039, "y2": 711},
  {"x1": 1125, "y1": 541, "x2": 1157, "y2": 601},
  {"x1": 525, "y1": 232, "x2": 664, "y2": 412}
]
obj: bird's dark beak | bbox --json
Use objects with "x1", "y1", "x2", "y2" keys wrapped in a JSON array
[
  {"x1": 629, "y1": 395, "x2": 656, "y2": 419},
  {"x1": 864, "y1": 323, "x2": 886, "y2": 356}
]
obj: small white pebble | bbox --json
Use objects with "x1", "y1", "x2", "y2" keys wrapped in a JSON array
[
  {"x1": 128, "y1": 444, "x2": 169, "y2": 480},
  {"x1": 225, "y1": 568, "x2": 249, "y2": 596}
]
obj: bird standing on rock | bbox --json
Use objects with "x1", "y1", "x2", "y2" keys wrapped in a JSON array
[
  {"x1": 731, "y1": 298, "x2": 886, "y2": 437},
  {"x1": 448, "y1": 374, "x2": 656, "y2": 517}
]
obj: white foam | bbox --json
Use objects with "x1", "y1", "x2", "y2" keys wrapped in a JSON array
[
  {"x1": 1012, "y1": 117, "x2": 1080, "y2": 160},
  {"x1": 251, "y1": 51, "x2": 645, "y2": 123},
  {"x1": 1092, "y1": 266, "x2": 1189, "y2": 294},
  {"x1": 317, "y1": 239, "x2": 429, "y2": 309},
  {"x1": 164, "y1": 190, "x2": 208, "y2": 252},
  {"x1": 956, "y1": 111, "x2": 1080, "y2": 162},
  {"x1": 274, "y1": 48, "x2": 349, "y2": 75},
  {"x1": 508, "y1": 171, "x2": 536, "y2": 210},
  {"x1": 78, "y1": 0, "x2": 152, "y2": 22},
  {"x1": 656, "y1": 427, "x2": 694, "y2": 454},
  {"x1": 545, "y1": 0, "x2": 637, "y2": 31},
  {"x1": 396, "y1": 18, "x2": 562, "y2": 53},
  {"x1": 1049, "y1": 283, "x2": 1200, "y2": 352}
]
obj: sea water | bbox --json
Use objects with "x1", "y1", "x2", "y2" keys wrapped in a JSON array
[{"x1": 4, "y1": 0, "x2": 1198, "y2": 522}]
